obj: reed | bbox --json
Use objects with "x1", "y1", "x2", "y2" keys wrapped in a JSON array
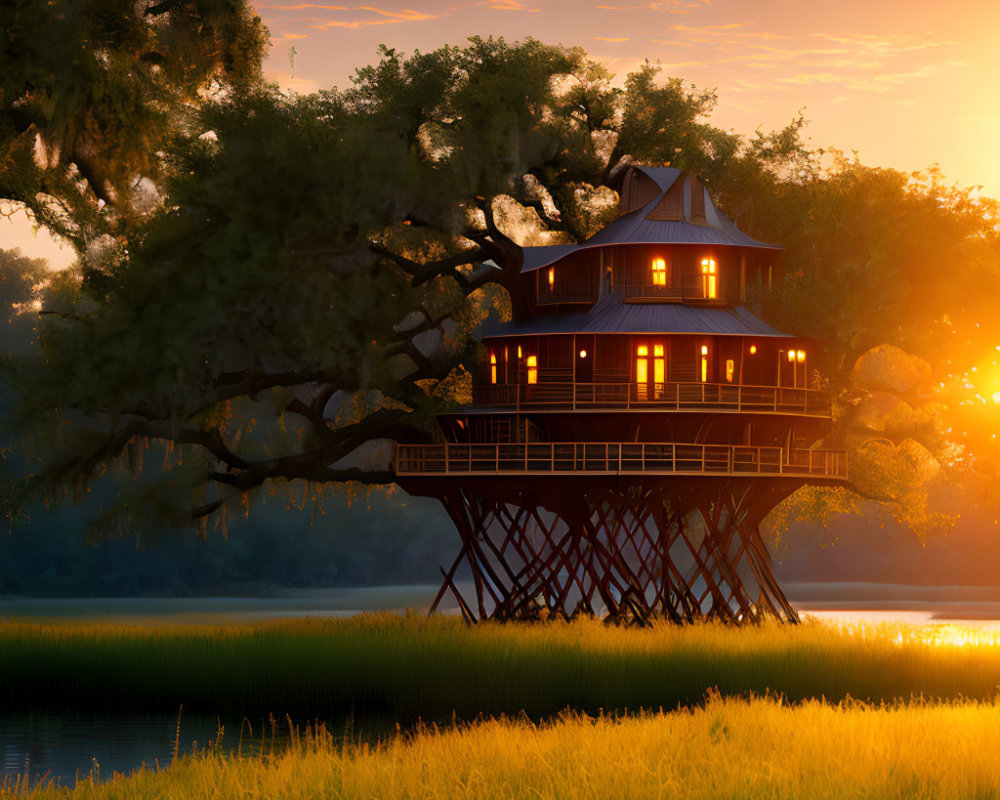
[
  {"x1": 9, "y1": 694, "x2": 1000, "y2": 799},
  {"x1": 3, "y1": 614, "x2": 1000, "y2": 720}
]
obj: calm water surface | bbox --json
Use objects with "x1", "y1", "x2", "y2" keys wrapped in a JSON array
[{"x1": 4, "y1": 583, "x2": 1000, "y2": 787}]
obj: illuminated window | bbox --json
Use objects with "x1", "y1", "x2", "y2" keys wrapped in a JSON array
[
  {"x1": 636, "y1": 345, "x2": 648, "y2": 384},
  {"x1": 726, "y1": 359, "x2": 735, "y2": 383},
  {"x1": 701, "y1": 258, "x2": 717, "y2": 299},
  {"x1": 654, "y1": 344, "x2": 665, "y2": 385},
  {"x1": 490, "y1": 351, "x2": 497, "y2": 384},
  {"x1": 527, "y1": 355, "x2": 537, "y2": 384},
  {"x1": 547, "y1": 267, "x2": 555, "y2": 288},
  {"x1": 651, "y1": 258, "x2": 667, "y2": 286},
  {"x1": 701, "y1": 344, "x2": 709, "y2": 383}
]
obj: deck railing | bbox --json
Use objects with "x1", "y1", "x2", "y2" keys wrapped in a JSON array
[
  {"x1": 396, "y1": 442, "x2": 848, "y2": 480},
  {"x1": 620, "y1": 284, "x2": 706, "y2": 302},
  {"x1": 472, "y1": 382, "x2": 829, "y2": 416}
]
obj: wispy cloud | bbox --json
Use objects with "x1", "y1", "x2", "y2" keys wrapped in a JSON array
[
  {"x1": 263, "y1": 3, "x2": 349, "y2": 9},
  {"x1": 304, "y1": 5, "x2": 438, "y2": 29},
  {"x1": 594, "y1": 36, "x2": 630, "y2": 42}
]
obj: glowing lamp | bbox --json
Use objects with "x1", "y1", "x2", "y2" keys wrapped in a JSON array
[
  {"x1": 796, "y1": 350, "x2": 806, "y2": 363},
  {"x1": 517, "y1": 345, "x2": 522, "y2": 359},
  {"x1": 787, "y1": 350, "x2": 795, "y2": 362},
  {"x1": 547, "y1": 267, "x2": 555, "y2": 287},
  {"x1": 579, "y1": 350, "x2": 588, "y2": 359},
  {"x1": 701, "y1": 345, "x2": 708, "y2": 355},
  {"x1": 749, "y1": 345, "x2": 757, "y2": 355}
]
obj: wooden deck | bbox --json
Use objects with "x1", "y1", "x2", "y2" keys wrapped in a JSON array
[
  {"x1": 472, "y1": 382, "x2": 830, "y2": 416},
  {"x1": 396, "y1": 442, "x2": 848, "y2": 479}
]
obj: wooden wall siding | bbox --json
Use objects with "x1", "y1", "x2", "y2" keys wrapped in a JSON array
[
  {"x1": 670, "y1": 339, "x2": 698, "y2": 382},
  {"x1": 646, "y1": 177, "x2": 685, "y2": 220},
  {"x1": 536, "y1": 253, "x2": 599, "y2": 305},
  {"x1": 619, "y1": 167, "x2": 662, "y2": 214},
  {"x1": 688, "y1": 176, "x2": 708, "y2": 225},
  {"x1": 611, "y1": 246, "x2": 729, "y2": 298}
]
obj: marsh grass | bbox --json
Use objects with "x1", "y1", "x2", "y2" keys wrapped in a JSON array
[
  {"x1": 3, "y1": 614, "x2": 1000, "y2": 720},
  {"x1": 7, "y1": 695, "x2": 1000, "y2": 799}
]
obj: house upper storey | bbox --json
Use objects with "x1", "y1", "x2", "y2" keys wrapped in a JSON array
[{"x1": 519, "y1": 166, "x2": 780, "y2": 311}]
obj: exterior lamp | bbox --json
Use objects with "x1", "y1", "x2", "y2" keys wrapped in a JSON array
[
  {"x1": 517, "y1": 345, "x2": 522, "y2": 359},
  {"x1": 787, "y1": 350, "x2": 796, "y2": 362},
  {"x1": 749, "y1": 344, "x2": 757, "y2": 355},
  {"x1": 579, "y1": 350, "x2": 588, "y2": 358},
  {"x1": 547, "y1": 267, "x2": 555, "y2": 288},
  {"x1": 796, "y1": 350, "x2": 806, "y2": 363}
]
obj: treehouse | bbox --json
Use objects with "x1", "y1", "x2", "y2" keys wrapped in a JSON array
[{"x1": 397, "y1": 166, "x2": 847, "y2": 624}]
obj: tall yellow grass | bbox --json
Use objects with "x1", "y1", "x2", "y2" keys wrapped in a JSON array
[
  {"x1": 7, "y1": 695, "x2": 1000, "y2": 799},
  {"x1": 4, "y1": 614, "x2": 1000, "y2": 718}
]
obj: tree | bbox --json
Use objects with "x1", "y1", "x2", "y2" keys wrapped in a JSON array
[
  {"x1": 1, "y1": 0, "x2": 267, "y2": 255},
  {"x1": 11, "y1": 35, "x2": 998, "y2": 545}
]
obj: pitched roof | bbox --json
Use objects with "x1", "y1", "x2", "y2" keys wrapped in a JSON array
[
  {"x1": 478, "y1": 290, "x2": 794, "y2": 338},
  {"x1": 521, "y1": 166, "x2": 780, "y2": 273}
]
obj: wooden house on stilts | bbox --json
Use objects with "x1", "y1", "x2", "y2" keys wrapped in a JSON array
[{"x1": 397, "y1": 166, "x2": 847, "y2": 624}]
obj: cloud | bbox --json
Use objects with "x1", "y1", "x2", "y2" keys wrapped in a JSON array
[
  {"x1": 594, "y1": 36, "x2": 630, "y2": 42},
  {"x1": 307, "y1": 5, "x2": 438, "y2": 28},
  {"x1": 263, "y1": 3, "x2": 350, "y2": 9}
]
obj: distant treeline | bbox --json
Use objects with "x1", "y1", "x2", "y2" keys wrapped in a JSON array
[{"x1": 0, "y1": 488, "x2": 454, "y2": 597}]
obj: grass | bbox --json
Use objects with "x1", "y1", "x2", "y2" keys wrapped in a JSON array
[
  {"x1": 4, "y1": 613, "x2": 1000, "y2": 720},
  {"x1": 8, "y1": 694, "x2": 1000, "y2": 799}
]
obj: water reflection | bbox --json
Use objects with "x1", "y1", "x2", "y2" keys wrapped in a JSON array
[{"x1": 0, "y1": 713, "x2": 240, "y2": 787}]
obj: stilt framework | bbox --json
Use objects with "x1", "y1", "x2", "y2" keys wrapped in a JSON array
[{"x1": 419, "y1": 477, "x2": 802, "y2": 625}]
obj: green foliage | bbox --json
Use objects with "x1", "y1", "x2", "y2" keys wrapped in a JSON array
[
  {"x1": 0, "y1": 0, "x2": 267, "y2": 249},
  {"x1": 6, "y1": 30, "x2": 999, "y2": 542}
]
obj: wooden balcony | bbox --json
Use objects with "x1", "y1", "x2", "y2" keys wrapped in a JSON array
[
  {"x1": 396, "y1": 442, "x2": 848, "y2": 480},
  {"x1": 620, "y1": 283, "x2": 707, "y2": 303},
  {"x1": 472, "y1": 382, "x2": 830, "y2": 417}
]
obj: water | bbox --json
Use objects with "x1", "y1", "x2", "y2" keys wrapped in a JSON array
[
  {"x1": 1, "y1": 713, "x2": 237, "y2": 790},
  {"x1": 4, "y1": 583, "x2": 1000, "y2": 787}
]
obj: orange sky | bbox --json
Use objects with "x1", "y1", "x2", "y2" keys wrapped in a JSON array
[{"x1": 4, "y1": 0, "x2": 999, "y2": 266}]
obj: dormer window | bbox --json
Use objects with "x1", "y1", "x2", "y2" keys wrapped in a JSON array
[
  {"x1": 701, "y1": 258, "x2": 717, "y2": 299},
  {"x1": 526, "y1": 355, "x2": 538, "y2": 384},
  {"x1": 651, "y1": 258, "x2": 667, "y2": 286}
]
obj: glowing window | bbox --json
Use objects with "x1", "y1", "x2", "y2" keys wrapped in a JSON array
[
  {"x1": 654, "y1": 344, "x2": 665, "y2": 385},
  {"x1": 726, "y1": 359, "x2": 735, "y2": 383},
  {"x1": 651, "y1": 258, "x2": 667, "y2": 286},
  {"x1": 527, "y1": 355, "x2": 537, "y2": 384},
  {"x1": 701, "y1": 344, "x2": 709, "y2": 383},
  {"x1": 636, "y1": 345, "x2": 648, "y2": 384},
  {"x1": 490, "y1": 351, "x2": 497, "y2": 384},
  {"x1": 547, "y1": 267, "x2": 555, "y2": 288},
  {"x1": 701, "y1": 258, "x2": 717, "y2": 299}
]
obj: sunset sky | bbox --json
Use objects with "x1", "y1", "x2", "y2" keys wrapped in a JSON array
[{"x1": 4, "y1": 0, "x2": 999, "y2": 266}]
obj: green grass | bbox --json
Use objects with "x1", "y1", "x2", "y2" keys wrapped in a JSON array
[
  {"x1": 9, "y1": 695, "x2": 1000, "y2": 799},
  {"x1": 4, "y1": 614, "x2": 1000, "y2": 720}
]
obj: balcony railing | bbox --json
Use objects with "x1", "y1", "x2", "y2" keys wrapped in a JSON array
[
  {"x1": 472, "y1": 382, "x2": 830, "y2": 416},
  {"x1": 396, "y1": 442, "x2": 848, "y2": 480},
  {"x1": 537, "y1": 289, "x2": 596, "y2": 305},
  {"x1": 621, "y1": 284, "x2": 711, "y2": 302}
]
